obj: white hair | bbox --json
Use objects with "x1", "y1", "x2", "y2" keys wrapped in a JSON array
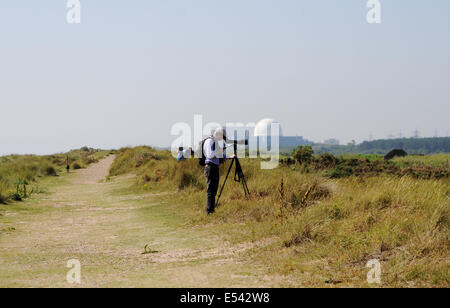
[{"x1": 213, "y1": 127, "x2": 226, "y2": 139}]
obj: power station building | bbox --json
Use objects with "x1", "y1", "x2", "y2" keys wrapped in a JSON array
[{"x1": 251, "y1": 118, "x2": 310, "y2": 149}]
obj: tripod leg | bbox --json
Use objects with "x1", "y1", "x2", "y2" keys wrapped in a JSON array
[
  {"x1": 215, "y1": 158, "x2": 235, "y2": 207},
  {"x1": 240, "y1": 171, "x2": 250, "y2": 197},
  {"x1": 234, "y1": 157, "x2": 250, "y2": 198},
  {"x1": 243, "y1": 178, "x2": 250, "y2": 197}
]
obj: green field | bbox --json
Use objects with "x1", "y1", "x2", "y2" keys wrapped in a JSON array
[
  {"x1": 108, "y1": 147, "x2": 450, "y2": 287},
  {"x1": 0, "y1": 148, "x2": 448, "y2": 287},
  {"x1": 0, "y1": 148, "x2": 110, "y2": 204}
]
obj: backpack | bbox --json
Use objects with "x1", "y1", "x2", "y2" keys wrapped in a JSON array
[{"x1": 198, "y1": 137, "x2": 215, "y2": 167}]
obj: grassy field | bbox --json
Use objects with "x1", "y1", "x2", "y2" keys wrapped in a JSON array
[
  {"x1": 0, "y1": 147, "x2": 448, "y2": 287},
  {"x1": 0, "y1": 155, "x2": 290, "y2": 287},
  {"x1": 108, "y1": 147, "x2": 450, "y2": 287},
  {"x1": 0, "y1": 148, "x2": 110, "y2": 204}
]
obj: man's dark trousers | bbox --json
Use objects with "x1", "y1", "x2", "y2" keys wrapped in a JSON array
[{"x1": 204, "y1": 164, "x2": 219, "y2": 214}]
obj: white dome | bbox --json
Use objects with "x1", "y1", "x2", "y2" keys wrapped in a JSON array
[{"x1": 254, "y1": 118, "x2": 283, "y2": 136}]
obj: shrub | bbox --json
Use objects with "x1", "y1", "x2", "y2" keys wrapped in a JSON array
[
  {"x1": 324, "y1": 165, "x2": 353, "y2": 178},
  {"x1": 11, "y1": 193, "x2": 22, "y2": 202},
  {"x1": 109, "y1": 146, "x2": 165, "y2": 176},
  {"x1": 280, "y1": 157, "x2": 295, "y2": 165},
  {"x1": 314, "y1": 153, "x2": 339, "y2": 168},
  {"x1": 284, "y1": 224, "x2": 314, "y2": 247},
  {"x1": 376, "y1": 193, "x2": 393, "y2": 209},
  {"x1": 174, "y1": 167, "x2": 204, "y2": 190},
  {"x1": 0, "y1": 192, "x2": 8, "y2": 204},
  {"x1": 72, "y1": 162, "x2": 82, "y2": 170},
  {"x1": 0, "y1": 179, "x2": 11, "y2": 204},
  {"x1": 292, "y1": 145, "x2": 314, "y2": 165},
  {"x1": 43, "y1": 166, "x2": 57, "y2": 176}
]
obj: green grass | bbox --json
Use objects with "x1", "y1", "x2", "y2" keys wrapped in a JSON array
[
  {"x1": 1, "y1": 159, "x2": 274, "y2": 287},
  {"x1": 337, "y1": 153, "x2": 450, "y2": 167},
  {"x1": 109, "y1": 147, "x2": 450, "y2": 287},
  {"x1": 392, "y1": 154, "x2": 450, "y2": 167},
  {"x1": 1, "y1": 148, "x2": 448, "y2": 287},
  {"x1": 0, "y1": 148, "x2": 109, "y2": 204}
]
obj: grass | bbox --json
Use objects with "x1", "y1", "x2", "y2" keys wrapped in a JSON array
[
  {"x1": 0, "y1": 148, "x2": 109, "y2": 204},
  {"x1": 0, "y1": 158, "x2": 273, "y2": 287},
  {"x1": 109, "y1": 147, "x2": 450, "y2": 287},
  {"x1": 1, "y1": 148, "x2": 448, "y2": 287},
  {"x1": 282, "y1": 153, "x2": 449, "y2": 180},
  {"x1": 392, "y1": 154, "x2": 450, "y2": 167}
]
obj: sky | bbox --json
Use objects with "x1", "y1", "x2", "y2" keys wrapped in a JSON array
[{"x1": 1, "y1": 0, "x2": 449, "y2": 155}]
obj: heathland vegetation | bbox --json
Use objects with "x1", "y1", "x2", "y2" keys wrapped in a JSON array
[
  {"x1": 309, "y1": 137, "x2": 450, "y2": 156},
  {"x1": 108, "y1": 146, "x2": 449, "y2": 287},
  {"x1": 1, "y1": 145, "x2": 448, "y2": 287},
  {"x1": 0, "y1": 148, "x2": 109, "y2": 204}
]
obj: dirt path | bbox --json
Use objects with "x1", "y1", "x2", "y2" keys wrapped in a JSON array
[
  {"x1": 72, "y1": 155, "x2": 116, "y2": 184},
  {"x1": 0, "y1": 156, "x2": 280, "y2": 287}
]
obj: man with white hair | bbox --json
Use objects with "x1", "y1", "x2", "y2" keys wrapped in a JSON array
[{"x1": 203, "y1": 127, "x2": 234, "y2": 214}]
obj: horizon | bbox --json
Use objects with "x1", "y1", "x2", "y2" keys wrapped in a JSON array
[
  {"x1": 2, "y1": 135, "x2": 449, "y2": 157},
  {"x1": 1, "y1": 1, "x2": 449, "y2": 156}
]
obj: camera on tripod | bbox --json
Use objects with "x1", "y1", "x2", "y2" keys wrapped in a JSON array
[{"x1": 224, "y1": 139, "x2": 249, "y2": 155}]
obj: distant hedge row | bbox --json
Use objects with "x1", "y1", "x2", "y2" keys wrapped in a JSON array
[{"x1": 312, "y1": 137, "x2": 450, "y2": 155}]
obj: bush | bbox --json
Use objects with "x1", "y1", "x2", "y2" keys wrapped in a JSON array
[
  {"x1": 43, "y1": 166, "x2": 57, "y2": 176},
  {"x1": 292, "y1": 145, "x2": 314, "y2": 164},
  {"x1": 0, "y1": 179, "x2": 10, "y2": 204},
  {"x1": 0, "y1": 195, "x2": 7, "y2": 204},
  {"x1": 72, "y1": 162, "x2": 82, "y2": 170},
  {"x1": 0, "y1": 192, "x2": 8, "y2": 204},
  {"x1": 314, "y1": 153, "x2": 339, "y2": 168},
  {"x1": 171, "y1": 159, "x2": 204, "y2": 190},
  {"x1": 109, "y1": 146, "x2": 166, "y2": 176},
  {"x1": 11, "y1": 193, "x2": 22, "y2": 202},
  {"x1": 324, "y1": 165, "x2": 353, "y2": 178}
]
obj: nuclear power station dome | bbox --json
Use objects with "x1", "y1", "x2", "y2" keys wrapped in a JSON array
[{"x1": 254, "y1": 118, "x2": 283, "y2": 137}]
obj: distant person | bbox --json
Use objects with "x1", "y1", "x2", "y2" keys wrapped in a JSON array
[
  {"x1": 177, "y1": 147, "x2": 186, "y2": 162},
  {"x1": 203, "y1": 127, "x2": 234, "y2": 215},
  {"x1": 177, "y1": 147, "x2": 193, "y2": 162}
]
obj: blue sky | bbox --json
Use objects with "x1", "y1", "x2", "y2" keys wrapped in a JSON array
[{"x1": 1, "y1": 1, "x2": 449, "y2": 154}]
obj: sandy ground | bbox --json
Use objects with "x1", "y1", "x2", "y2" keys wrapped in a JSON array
[
  {"x1": 72, "y1": 155, "x2": 116, "y2": 185},
  {"x1": 0, "y1": 156, "x2": 284, "y2": 287}
]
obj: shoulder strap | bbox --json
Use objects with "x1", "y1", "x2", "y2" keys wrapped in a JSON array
[{"x1": 203, "y1": 136, "x2": 215, "y2": 150}]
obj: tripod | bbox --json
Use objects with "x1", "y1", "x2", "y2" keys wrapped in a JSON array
[{"x1": 216, "y1": 142, "x2": 250, "y2": 207}]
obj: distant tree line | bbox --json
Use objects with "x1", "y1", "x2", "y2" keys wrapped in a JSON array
[{"x1": 310, "y1": 137, "x2": 450, "y2": 155}]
